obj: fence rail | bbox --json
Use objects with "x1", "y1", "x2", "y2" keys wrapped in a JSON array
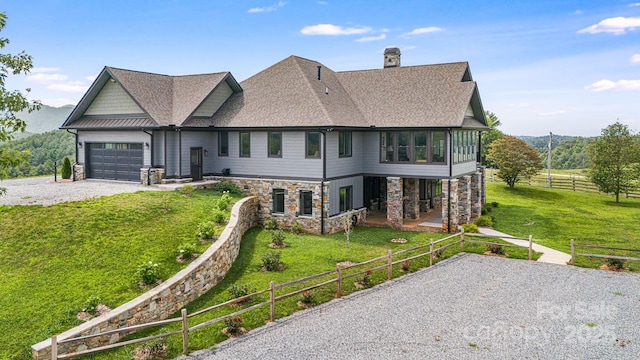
[
  {"x1": 570, "y1": 239, "x2": 640, "y2": 265},
  {"x1": 49, "y1": 231, "x2": 535, "y2": 359}
]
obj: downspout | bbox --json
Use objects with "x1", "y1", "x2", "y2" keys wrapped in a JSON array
[
  {"x1": 164, "y1": 131, "x2": 167, "y2": 176},
  {"x1": 66, "y1": 129, "x2": 78, "y2": 181},
  {"x1": 178, "y1": 129, "x2": 182, "y2": 178},
  {"x1": 143, "y1": 129, "x2": 153, "y2": 186},
  {"x1": 447, "y1": 128, "x2": 453, "y2": 233},
  {"x1": 320, "y1": 130, "x2": 327, "y2": 234}
]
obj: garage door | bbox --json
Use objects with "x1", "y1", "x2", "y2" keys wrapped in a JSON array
[{"x1": 87, "y1": 143, "x2": 143, "y2": 181}]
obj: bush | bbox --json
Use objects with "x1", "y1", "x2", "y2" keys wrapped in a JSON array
[
  {"x1": 136, "y1": 261, "x2": 161, "y2": 285},
  {"x1": 224, "y1": 317, "x2": 243, "y2": 335},
  {"x1": 261, "y1": 251, "x2": 283, "y2": 271},
  {"x1": 212, "y1": 209, "x2": 226, "y2": 225},
  {"x1": 270, "y1": 229, "x2": 286, "y2": 246},
  {"x1": 228, "y1": 284, "x2": 257, "y2": 301},
  {"x1": 461, "y1": 223, "x2": 479, "y2": 233},
  {"x1": 290, "y1": 221, "x2": 304, "y2": 235},
  {"x1": 179, "y1": 184, "x2": 194, "y2": 197},
  {"x1": 177, "y1": 242, "x2": 198, "y2": 260},
  {"x1": 196, "y1": 221, "x2": 216, "y2": 240},
  {"x1": 401, "y1": 260, "x2": 412, "y2": 272},
  {"x1": 605, "y1": 256, "x2": 625, "y2": 271},
  {"x1": 81, "y1": 295, "x2": 101, "y2": 315},
  {"x1": 215, "y1": 192, "x2": 232, "y2": 212},
  {"x1": 482, "y1": 205, "x2": 492, "y2": 213},
  {"x1": 301, "y1": 291, "x2": 317, "y2": 305},
  {"x1": 263, "y1": 219, "x2": 279, "y2": 231},
  {"x1": 61, "y1": 157, "x2": 72, "y2": 179},
  {"x1": 133, "y1": 338, "x2": 167, "y2": 360},
  {"x1": 213, "y1": 181, "x2": 244, "y2": 195},
  {"x1": 475, "y1": 215, "x2": 494, "y2": 227},
  {"x1": 486, "y1": 243, "x2": 505, "y2": 255},
  {"x1": 491, "y1": 201, "x2": 499, "y2": 208}
]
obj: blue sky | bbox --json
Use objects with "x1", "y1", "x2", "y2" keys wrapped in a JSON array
[{"x1": 2, "y1": 0, "x2": 639, "y2": 136}]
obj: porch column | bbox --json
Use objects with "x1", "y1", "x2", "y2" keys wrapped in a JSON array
[
  {"x1": 386, "y1": 177, "x2": 403, "y2": 227},
  {"x1": 442, "y1": 178, "x2": 459, "y2": 232},
  {"x1": 403, "y1": 178, "x2": 420, "y2": 219},
  {"x1": 458, "y1": 175, "x2": 472, "y2": 225},
  {"x1": 470, "y1": 170, "x2": 483, "y2": 221}
]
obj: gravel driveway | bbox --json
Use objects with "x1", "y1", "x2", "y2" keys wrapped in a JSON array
[
  {"x1": 181, "y1": 254, "x2": 639, "y2": 360},
  {"x1": 0, "y1": 177, "x2": 158, "y2": 206}
]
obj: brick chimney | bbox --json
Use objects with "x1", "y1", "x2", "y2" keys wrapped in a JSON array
[{"x1": 384, "y1": 47, "x2": 401, "y2": 68}]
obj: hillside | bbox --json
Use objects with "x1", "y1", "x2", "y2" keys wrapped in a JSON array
[
  {"x1": 16, "y1": 104, "x2": 74, "y2": 134},
  {"x1": 0, "y1": 130, "x2": 75, "y2": 178},
  {"x1": 518, "y1": 135, "x2": 593, "y2": 169}
]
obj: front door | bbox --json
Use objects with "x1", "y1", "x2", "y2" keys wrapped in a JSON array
[{"x1": 190, "y1": 147, "x2": 203, "y2": 181}]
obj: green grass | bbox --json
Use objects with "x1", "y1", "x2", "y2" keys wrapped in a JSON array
[
  {"x1": 486, "y1": 182, "x2": 640, "y2": 270},
  {"x1": 0, "y1": 189, "x2": 238, "y2": 360}
]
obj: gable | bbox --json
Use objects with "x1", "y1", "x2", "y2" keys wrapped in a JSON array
[
  {"x1": 465, "y1": 103, "x2": 474, "y2": 117},
  {"x1": 84, "y1": 80, "x2": 144, "y2": 115},
  {"x1": 191, "y1": 81, "x2": 233, "y2": 117}
]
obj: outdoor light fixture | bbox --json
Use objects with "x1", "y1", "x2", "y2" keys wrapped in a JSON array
[
  {"x1": 204, "y1": 149, "x2": 208, "y2": 156},
  {"x1": 145, "y1": 142, "x2": 149, "y2": 148},
  {"x1": 78, "y1": 142, "x2": 82, "y2": 148}
]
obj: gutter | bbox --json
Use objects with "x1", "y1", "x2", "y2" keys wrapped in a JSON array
[
  {"x1": 143, "y1": 129, "x2": 153, "y2": 186},
  {"x1": 320, "y1": 130, "x2": 327, "y2": 234},
  {"x1": 66, "y1": 129, "x2": 78, "y2": 181},
  {"x1": 447, "y1": 128, "x2": 453, "y2": 233}
]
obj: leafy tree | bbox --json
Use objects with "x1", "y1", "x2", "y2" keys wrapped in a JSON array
[
  {"x1": 588, "y1": 122, "x2": 640, "y2": 203},
  {"x1": 487, "y1": 136, "x2": 543, "y2": 188},
  {"x1": 481, "y1": 111, "x2": 504, "y2": 166},
  {"x1": 0, "y1": 130, "x2": 74, "y2": 178},
  {"x1": 0, "y1": 12, "x2": 41, "y2": 195},
  {"x1": 61, "y1": 157, "x2": 72, "y2": 179}
]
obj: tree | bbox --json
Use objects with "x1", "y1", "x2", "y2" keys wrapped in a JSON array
[
  {"x1": 481, "y1": 111, "x2": 505, "y2": 166},
  {"x1": 0, "y1": 12, "x2": 41, "y2": 195},
  {"x1": 588, "y1": 122, "x2": 640, "y2": 203},
  {"x1": 61, "y1": 157, "x2": 72, "y2": 179},
  {"x1": 487, "y1": 136, "x2": 543, "y2": 189}
]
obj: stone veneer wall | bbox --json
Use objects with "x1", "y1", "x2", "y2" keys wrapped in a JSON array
[
  {"x1": 441, "y1": 166, "x2": 485, "y2": 232},
  {"x1": 140, "y1": 168, "x2": 165, "y2": 185},
  {"x1": 324, "y1": 208, "x2": 368, "y2": 234},
  {"x1": 403, "y1": 178, "x2": 420, "y2": 219},
  {"x1": 73, "y1": 164, "x2": 85, "y2": 181},
  {"x1": 32, "y1": 197, "x2": 259, "y2": 360},
  {"x1": 441, "y1": 178, "x2": 459, "y2": 232}
]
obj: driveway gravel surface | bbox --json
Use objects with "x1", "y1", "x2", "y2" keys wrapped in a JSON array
[
  {"x1": 179, "y1": 253, "x2": 639, "y2": 360},
  {"x1": 0, "y1": 177, "x2": 158, "y2": 206}
]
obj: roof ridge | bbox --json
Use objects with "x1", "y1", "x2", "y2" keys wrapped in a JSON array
[
  {"x1": 106, "y1": 66, "x2": 229, "y2": 78},
  {"x1": 336, "y1": 61, "x2": 469, "y2": 75}
]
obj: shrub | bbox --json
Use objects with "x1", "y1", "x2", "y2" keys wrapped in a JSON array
[
  {"x1": 359, "y1": 270, "x2": 372, "y2": 286},
  {"x1": 224, "y1": 317, "x2": 243, "y2": 335},
  {"x1": 486, "y1": 243, "x2": 505, "y2": 255},
  {"x1": 290, "y1": 221, "x2": 304, "y2": 235},
  {"x1": 482, "y1": 205, "x2": 492, "y2": 213},
  {"x1": 215, "y1": 192, "x2": 232, "y2": 211},
  {"x1": 270, "y1": 229, "x2": 286, "y2": 246},
  {"x1": 481, "y1": 208, "x2": 488, "y2": 216},
  {"x1": 475, "y1": 215, "x2": 494, "y2": 227},
  {"x1": 213, "y1": 181, "x2": 244, "y2": 195},
  {"x1": 263, "y1": 219, "x2": 279, "y2": 231},
  {"x1": 491, "y1": 201, "x2": 499, "y2": 208},
  {"x1": 228, "y1": 284, "x2": 257, "y2": 302},
  {"x1": 136, "y1": 261, "x2": 161, "y2": 285},
  {"x1": 401, "y1": 260, "x2": 412, "y2": 272},
  {"x1": 461, "y1": 223, "x2": 479, "y2": 233},
  {"x1": 212, "y1": 209, "x2": 226, "y2": 225},
  {"x1": 605, "y1": 256, "x2": 625, "y2": 271},
  {"x1": 433, "y1": 247, "x2": 443, "y2": 259},
  {"x1": 133, "y1": 338, "x2": 167, "y2": 360},
  {"x1": 261, "y1": 251, "x2": 283, "y2": 271},
  {"x1": 61, "y1": 157, "x2": 72, "y2": 179},
  {"x1": 177, "y1": 242, "x2": 198, "y2": 260},
  {"x1": 81, "y1": 295, "x2": 101, "y2": 315},
  {"x1": 179, "y1": 184, "x2": 194, "y2": 197},
  {"x1": 197, "y1": 221, "x2": 216, "y2": 240},
  {"x1": 301, "y1": 291, "x2": 317, "y2": 305}
]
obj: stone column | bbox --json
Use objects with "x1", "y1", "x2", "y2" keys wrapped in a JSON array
[
  {"x1": 441, "y1": 178, "x2": 459, "y2": 232},
  {"x1": 141, "y1": 168, "x2": 165, "y2": 185},
  {"x1": 470, "y1": 170, "x2": 483, "y2": 221},
  {"x1": 458, "y1": 175, "x2": 472, "y2": 225},
  {"x1": 403, "y1": 178, "x2": 420, "y2": 219},
  {"x1": 480, "y1": 166, "x2": 487, "y2": 206},
  {"x1": 73, "y1": 164, "x2": 85, "y2": 181},
  {"x1": 386, "y1": 177, "x2": 403, "y2": 227}
]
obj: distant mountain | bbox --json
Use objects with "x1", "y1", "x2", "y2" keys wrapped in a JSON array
[
  {"x1": 16, "y1": 104, "x2": 74, "y2": 134},
  {"x1": 517, "y1": 135, "x2": 594, "y2": 169}
]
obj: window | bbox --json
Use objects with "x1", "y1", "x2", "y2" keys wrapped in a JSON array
[
  {"x1": 218, "y1": 132, "x2": 228, "y2": 156},
  {"x1": 338, "y1": 131, "x2": 352, "y2": 157},
  {"x1": 239, "y1": 131, "x2": 250, "y2": 158},
  {"x1": 397, "y1": 131, "x2": 410, "y2": 162},
  {"x1": 273, "y1": 189, "x2": 285, "y2": 214},
  {"x1": 380, "y1": 132, "x2": 394, "y2": 162},
  {"x1": 431, "y1": 131, "x2": 445, "y2": 163},
  {"x1": 414, "y1": 132, "x2": 427, "y2": 162},
  {"x1": 300, "y1": 191, "x2": 313, "y2": 216},
  {"x1": 451, "y1": 130, "x2": 477, "y2": 164},
  {"x1": 306, "y1": 131, "x2": 321, "y2": 158},
  {"x1": 268, "y1": 132, "x2": 282, "y2": 158},
  {"x1": 339, "y1": 186, "x2": 353, "y2": 213}
]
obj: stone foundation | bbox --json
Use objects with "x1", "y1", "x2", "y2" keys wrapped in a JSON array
[
  {"x1": 32, "y1": 197, "x2": 259, "y2": 360},
  {"x1": 386, "y1": 177, "x2": 403, "y2": 227},
  {"x1": 442, "y1": 179, "x2": 459, "y2": 232},
  {"x1": 324, "y1": 208, "x2": 368, "y2": 234},
  {"x1": 141, "y1": 168, "x2": 165, "y2": 185},
  {"x1": 441, "y1": 165, "x2": 486, "y2": 232},
  {"x1": 73, "y1": 164, "x2": 85, "y2": 181},
  {"x1": 403, "y1": 178, "x2": 420, "y2": 219}
]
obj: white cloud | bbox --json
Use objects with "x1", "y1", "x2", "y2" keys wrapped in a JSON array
[
  {"x1": 508, "y1": 103, "x2": 531, "y2": 108},
  {"x1": 539, "y1": 109, "x2": 566, "y2": 116},
  {"x1": 40, "y1": 98, "x2": 77, "y2": 107},
  {"x1": 48, "y1": 83, "x2": 89, "y2": 93},
  {"x1": 301, "y1": 24, "x2": 372, "y2": 36},
  {"x1": 26, "y1": 73, "x2": 68, "y2": 83},
  {"x1": 85, "y1": 74, "x2": 98, "y2": 82},
  {"x1": 632, "y1": 54, "x2": 640, "y2": 63},
  {"x1": 30, "y1": 67, "x2": 60, "y2": 73},
  {"x1": 355, "y1": 34, "x2": 386, "y2": 42},
  {"x1": 248, "y1": 1, "x2": 285, "y2": 13},
  {"x1": 578, "y1": 16, "x2": 640, "y2": 35},
  {"x1": 402, "y1": 45, "x2": 417, "y2": 51},
  {"x1": 629, "y1": 3, "x2": 640, "y2": 7},
  {"x1": 586, "y1": 79, "x2": 640, "y2": 91},
  {"x1": 402, "y1": 26, "x2": 443, "y2": 36},
  {"x1": 572, "y1": 9, "x2": 582, "y2": 15}
]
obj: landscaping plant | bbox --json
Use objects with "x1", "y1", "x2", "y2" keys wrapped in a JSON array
[
  {"x1": 486, "y1": 244, "x2": 505, "y2": 255},
  {"x1": 179, "y1": 184, "x2": 194, "y2": 197},
  {"x1": 61, "y1": 157, "x2": 72, "y2": 179},
  {"x1": 197, "y1": 221, "x2": 216, "y2": 240},
  {"x1": 300, "y1": 291, "x2": 317, "y2": 306},
  {"x1": 228, "y1": 284, "x2": 257, "y2": 302},
  {"x1": 212, "y1": 209, "x2": 226, "y2": 225},
  {"x1": 261, "y1": 251, "x2": 284, "y2": 271},
  {"x1": 224, "y1": 317, "x2": 243, "y2": 335},
  {"x1": 605, "y1": 256, "x2": 625, "y2": 271},
  {"x1": 270, "y1": 229, "x2": 286, "y2": 247},
  {"x1": 263, "y1": 219, "x2": 279, "y2": 231},
  {"x1": 290, "y1": 221, "x2": 304, "y2": 235},
  {"x1": 177, "y1": 243, "x2": 198, "y2": 260},
  {"x1": 136, "y1": 261, "x2": 161, "y2": 286}
]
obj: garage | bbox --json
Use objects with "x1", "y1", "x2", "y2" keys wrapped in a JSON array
[{"x1": 86, "y1": 143, "x2": 143, "y2": 181}]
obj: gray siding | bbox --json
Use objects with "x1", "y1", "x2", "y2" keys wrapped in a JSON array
[
  {"x1": 192, "y1": 82, "x2": 233, "y2": 116},
  {"x1": 179, "y1": 132, "x2": 213, "y2": 176},
  {"x1": 326, "y1": 131, "x2": 364, "y2": 178},
  {"x1": 164, "y1": 131, "x2": 180, "y2": 177},
  {"x1": 212, "y1": 131, "x2": 323, "y2": 179},
  {"x1": 152, "y1": 130, "x2": 164, "y2": 167},
  {"x1": 85, "y1": 81, "x2": 143, "y2": 115},
  {"x1": 328, "y1": 176, "x2": 363, "y2": 216},
  {"x1": 77, "y1": 130, "x2": 151, "y2": 166},
  {"x1": 361, "y1": 132, "x2": 450, "y2": 178},
  {"x1": 452, "y1": 161, "x2": 478, "y2": 177}
]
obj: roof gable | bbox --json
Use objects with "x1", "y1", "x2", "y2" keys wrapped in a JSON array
[{"x1": 84, "y1": 80, "x2": 144, "y2": 115}]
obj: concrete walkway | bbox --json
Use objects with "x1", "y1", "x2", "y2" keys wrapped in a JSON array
[{"x1": 478, "y1": 227, "x2": 571, "y2": 265}]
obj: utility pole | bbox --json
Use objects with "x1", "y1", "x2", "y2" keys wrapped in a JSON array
[{"x1": 547, "y1": 132, "x2": 552, "y2": 188}]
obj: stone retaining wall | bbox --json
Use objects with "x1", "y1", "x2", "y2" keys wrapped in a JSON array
[{"x1": 32, "y1": 196, "x2": 259, "y2": 359}]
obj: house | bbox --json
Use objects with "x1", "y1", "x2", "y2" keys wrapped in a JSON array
[{"x1": 61, "y1": 48, "x2": 488, "y2": 233}]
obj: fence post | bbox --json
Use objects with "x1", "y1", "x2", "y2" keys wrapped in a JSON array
[
  {"x1": 570, "y1": 239, "x2": 575, "y2": 266},
  {"x1": 528, "y1": 235, "x2": 533, "y2": 261},
  {"x1": 269, "y1": 281, "x2": 275, "y2": 322},
  {"x1": 51, "y1": 335, "x2": 57, "y2": 360},
  {"x1": 181, "y1": 309, "x2": 188, "y2": 355},
  {"x1": 387, "y1": 250, "x2": 393, "y2": 281},
  {"x1": 336, "y1": 265, "x2": 342, "y2": 298},
  {"x1": 460, "y1": 228, "x2": 465, "y2": 252},
  {"x1": 572, "y1": 178, "x2": 576, "y2": 191},
  {"x1": 429, "y1": 239, "x2": 434, "y2": 266}
]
